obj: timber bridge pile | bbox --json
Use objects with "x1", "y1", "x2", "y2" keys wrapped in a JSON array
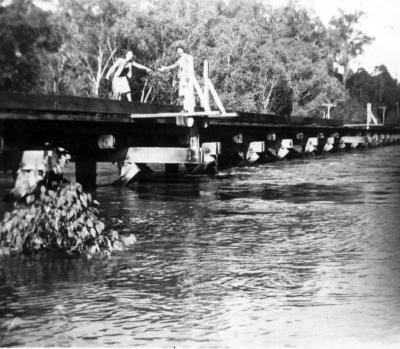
[{"x1": 0, "y1": 92, "x2": 400, "y2": 189}]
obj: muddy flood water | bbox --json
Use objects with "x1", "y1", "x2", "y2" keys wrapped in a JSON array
[{"x1": 1, "y1": 146, "x2": 400, "y2": 347}]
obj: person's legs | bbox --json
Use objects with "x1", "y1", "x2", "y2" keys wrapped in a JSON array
[
  {"x1": 182, "y1": 87, "x2": 195, "y2": 112},
  {"x1": 179, "y1": 78, "x2": 195, "y2": 112},
  {"x1": 178, "y1": 95, "x2": 184, "y2": 108},
  {"x1": 126, "y1": 92, "x2": 132, "y2": 102}
]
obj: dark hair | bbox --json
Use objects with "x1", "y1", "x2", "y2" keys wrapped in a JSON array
[
  {"x1": 173, "y1": 40, "x2": 186, "y2": 51},
  {"x1": 120, "y1": 49, "x2": 133, "y2": 57}
]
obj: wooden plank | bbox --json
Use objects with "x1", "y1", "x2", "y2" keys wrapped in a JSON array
[
  {"x1": 209, "y1": 112, "x2": 237, "y2": 118},
  {"x1": 203, "y1": 60, "x2": 210, "y2": 111},
  {"x1": 130, "y1": 111, "x2": 238, "y2": 118},
  {"x1": 193, "y1": 77, "x2": 210, "y2": 112},
  {"x1": 206, "y1": 79, "x2": 226, "y2": 113},
  {"x1": 0, "y1": 110, "x2": 237, "y2": 123},
  {"x1": 208, "y1": 120, "x2": 343, "y2": 129},
  {"x1": 236, "y1": 112, "x2": 343, "y2": 127},
  {"x1": 0, "y1": 111, "x2": 133, "y2": 123},
  {"x1": 0, "y1": 92, "x2": 181, "y2": 115},
  {"x1": 344, "y1": 124, "x2": 383, "y2": 128},
  {"x1": 131, "y1": 111, "x2": 219, "y2": 118},
  {"x1": 125, "y1": 147, "x2": 200, "y2": 164}
]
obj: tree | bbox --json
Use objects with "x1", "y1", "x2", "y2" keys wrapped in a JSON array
[
  {"x1": 345, "y1": 65, "x2": 400, "y2": 123},
  {"x1": 0, "y1": 0, "x2": 389, "y2": 124},
  {"x1": 0, "y1": 0, "x2": 59, "y2": 93},
  {"x1": 328, "y1": 10, "x2": 373, "y2": 86},
  {"x1": 51, "y1": 0, "x2": 130, "y2": 97}
]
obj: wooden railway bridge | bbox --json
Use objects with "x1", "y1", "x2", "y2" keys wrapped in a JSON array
[{"x1": 0, "y1": 92, "x2": 399, "y2": 192}]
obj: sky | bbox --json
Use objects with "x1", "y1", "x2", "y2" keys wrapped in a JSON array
[{"x1": 267, "y1": 0, "x2": 400, "y2": 79}]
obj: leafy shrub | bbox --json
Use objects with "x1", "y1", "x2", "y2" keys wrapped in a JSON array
[{"x1": 0, "y1": 182, "x2": 127, "y2": 257}]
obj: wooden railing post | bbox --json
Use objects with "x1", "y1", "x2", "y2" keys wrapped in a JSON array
[
  {"x1": 203, "y1": 60, "x2": 210, "y2": 112},
  {"x1": 367, "y1": 103, "x2": 379, "y2": 130},
  {"x1": 379, "y1": 106, "x2": 387, "y2": 125}
]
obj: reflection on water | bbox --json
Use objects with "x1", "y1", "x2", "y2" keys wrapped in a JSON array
[{"x1": 1, "y1": 147, "x2": 400, "y2": 347}]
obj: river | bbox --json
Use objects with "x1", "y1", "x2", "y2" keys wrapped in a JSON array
[{"x1": 1, "y1": 146, "x2": 400, "y2": 347}]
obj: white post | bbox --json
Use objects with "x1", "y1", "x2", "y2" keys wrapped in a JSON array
[
  {"x1": 206, "y1": 79, "x2": 226, "y2": 114},
  {"x1": 203, "y1": 60, "x2": 210, "y2": 112},
  {"x1": 192, "y1": 77, "x2": 210, "y2": 112},
  {"x1": 322, "y1": 101, "x2": 336, "y2": 119},
  {"x1": 379, "y1": 106, "x2": 387, "y2": 125},
  {"x1": 367, "y1": 103, "x2": 379, "y2": 130}
]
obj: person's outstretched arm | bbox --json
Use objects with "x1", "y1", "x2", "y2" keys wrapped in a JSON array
[
  {"x1": 159, "y1": 61, "x2": 179, "y2": 72},
  {"x1": 132, "y1": 61, "x2": 152, "y2": 73}
]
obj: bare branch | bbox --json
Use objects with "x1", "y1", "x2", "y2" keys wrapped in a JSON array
[
  {"x1": 141, "y1": 78, "x2": 149, "y2": 103},
  {"x1": 144, "y1": 84, "x2": 153, "y2": 103}
]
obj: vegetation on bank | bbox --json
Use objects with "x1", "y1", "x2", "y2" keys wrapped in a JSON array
[
  {"x1": 1, "y1": 0, "x2": 400, "y2": 122},
  {"x1": 0, "y1": 181, "x2": 133, "y2": 257}
]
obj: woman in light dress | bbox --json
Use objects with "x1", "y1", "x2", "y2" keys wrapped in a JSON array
[{"x1": 106, "y1": 50, "x2": 152, "y2": 101}]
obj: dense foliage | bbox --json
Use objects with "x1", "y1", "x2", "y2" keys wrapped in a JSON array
[
  {"x1": 1, "y1": 0, "x2": 399, "y2": 122},
  {"x1": 344, "y1": 65, "x2": 400, "y2": 123},
  {"x1": 0, "y1": 182, "x2": 127, "y2": 257}
]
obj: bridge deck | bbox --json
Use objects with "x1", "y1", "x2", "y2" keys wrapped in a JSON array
[
  {"x1": 1, "y1": 93, "x2": 399, "y2": 189},
  {"x1": 1, "y1": 93, "x2": 399, "y2": 131}
]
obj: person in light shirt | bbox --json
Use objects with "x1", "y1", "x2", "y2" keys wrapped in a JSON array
[{"x1": 159, "y1": 45, "x2": 195, "y2": 113}]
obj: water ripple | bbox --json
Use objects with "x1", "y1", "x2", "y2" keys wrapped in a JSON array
[{"x1": 1, "y1": 146, "x2": 400, "y2": 346}]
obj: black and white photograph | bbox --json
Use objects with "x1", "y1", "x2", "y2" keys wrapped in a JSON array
[{"x1": 0, "y1": 0, "x2": 400, "y2": 347}]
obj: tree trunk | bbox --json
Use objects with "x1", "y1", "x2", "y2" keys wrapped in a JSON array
[
  {"x1": 342, "y1": 63, "x2": 350, "y2": 87},
  {"x1": 141, "y1": 79, "x2": 148, "y2": 102},
  {"x1": 93, "y1": 80, "x2": 101, "y2": 97},
  {"x1": 263, "y1": 78, "x2": 277, "y2": 113},
  {"x1": 93, "y1": 47, "x2": 104, "y2": 97}
]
